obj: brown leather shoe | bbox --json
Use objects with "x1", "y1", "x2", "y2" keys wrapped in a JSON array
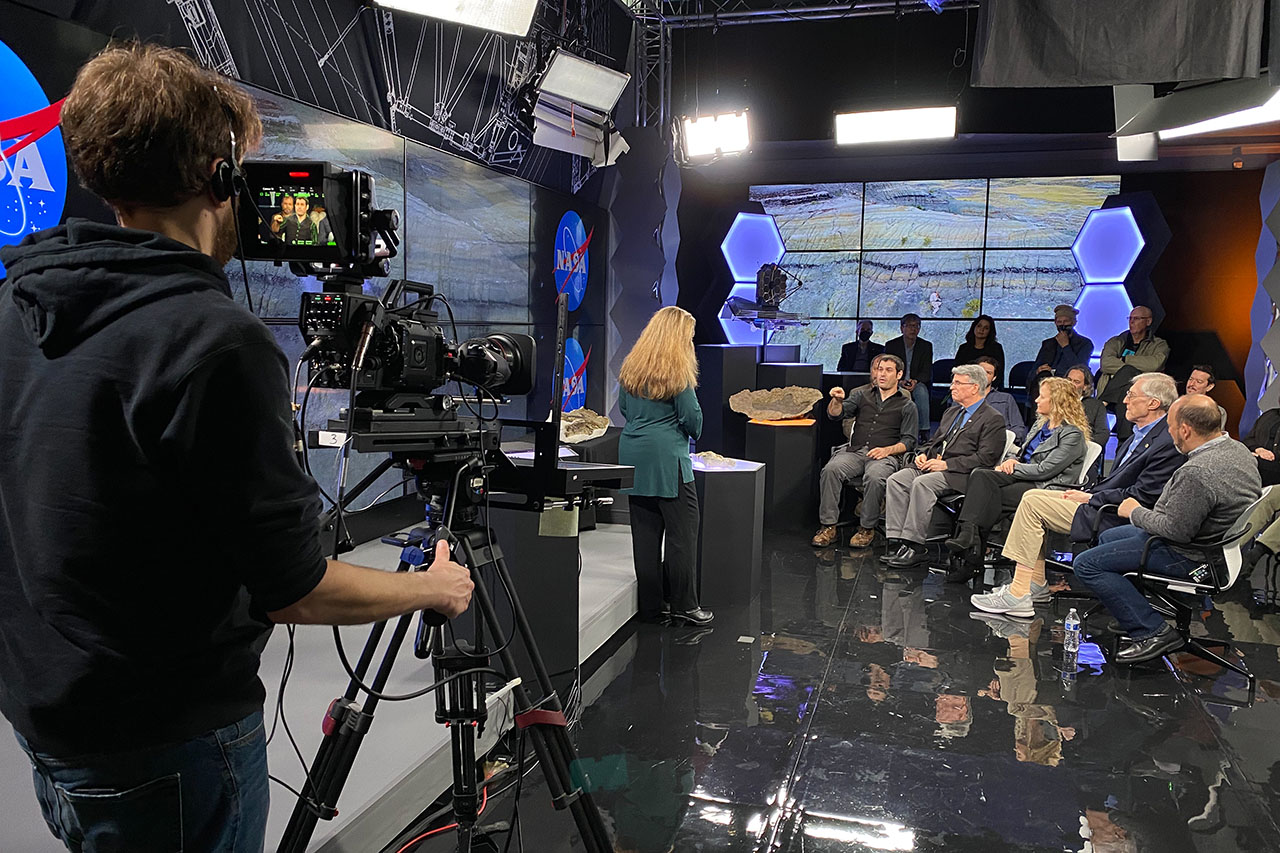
[
  {"x1": 848, "y1": 527, "x2": 876, "y2": 548},
  {"x1": 811, "y1": 526, "x2": 838, "y2": 547}
]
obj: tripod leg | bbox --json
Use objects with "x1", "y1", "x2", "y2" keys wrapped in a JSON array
[
  {"x1": 277, "y1": 607, "x2": 419, "y2": 853},
  {"x1": 453, "y1": 531, "x2": 613, "y2": 853}
]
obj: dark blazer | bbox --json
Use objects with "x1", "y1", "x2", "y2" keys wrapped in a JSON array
[
  {"x1": 921, "y1": 401, "x2": 1008, "y2": 491},
  {"x1": 884, "y1": 335, "x2": 933, "y2": 386},
  {"x1": 1070, "y1": 417, "x2": 1183, "y2": 542},
  {"x1": 1081, "y1": 396, "x2": 1109, "y2": 445},
  {"x1": 837, "y1": 340, "x2": 885, "y2": 372}
]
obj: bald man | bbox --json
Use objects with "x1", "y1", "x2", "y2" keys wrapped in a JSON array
[
  {"x1": 1097, "y1": 305, "x2": 1169, "y2": 440},
  {"x1": 1072, "y1": 395, "x2": 1260, "y2": 664}
]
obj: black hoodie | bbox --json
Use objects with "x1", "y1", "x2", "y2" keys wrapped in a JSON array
[{"x1": 0, "y1": 220, "x2": 326, "y2": 755}]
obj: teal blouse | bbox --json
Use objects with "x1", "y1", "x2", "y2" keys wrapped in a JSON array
[{"x1": 618, "y1": 385, "x2": 703, "y2": 498}]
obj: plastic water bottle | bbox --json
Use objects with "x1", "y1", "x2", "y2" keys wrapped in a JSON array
[{"x1": 1063, "y1": 608, "x2": 1081, "y2": 655}]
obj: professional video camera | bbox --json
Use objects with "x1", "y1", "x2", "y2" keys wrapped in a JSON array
[
  {"x1": 236, "y1": 160, "x2": 535, "y2": 404},
  {"x1": 236, "y1": 160, "x2": 622, "y2": 853}
]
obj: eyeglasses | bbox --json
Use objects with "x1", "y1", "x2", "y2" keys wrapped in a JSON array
[
  {"x1": 1123, "y1": 390, "x2": 1150, "y2": 402},
  {"x1": 950, "y1": 379, "x2": 976, "y2": 387}
]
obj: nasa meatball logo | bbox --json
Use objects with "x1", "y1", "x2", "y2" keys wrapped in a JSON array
[
  {"x1": 553, "y1": 210, "x2": 592, "y2": 312},
  {"x1": 0, "y1": 39, "x2": 67, "y2": 275},
  {"x1": 562, "y1": 337, "x2": 589, "y2": 413}
]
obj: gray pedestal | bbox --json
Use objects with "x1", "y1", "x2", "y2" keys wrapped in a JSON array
[
  {"x1": 745, "y1": 420, "x2": 818, "y2": 529},
  {"x1": 693, "y1": 458, "x2": 764, "y2": 607}
]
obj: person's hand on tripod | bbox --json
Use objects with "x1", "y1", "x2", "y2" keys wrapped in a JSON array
[{"x1": 424, "y1": 539, "x2": 474, "y2": 618}]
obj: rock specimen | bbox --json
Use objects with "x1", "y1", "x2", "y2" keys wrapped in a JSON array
[
  {"x1": 729, "y1": 386, "x2": 822, "y2": 420},
  {"x1": 692, "y1": 451, "x2": 736, "y2": 468},
  {"x1": 561, "y1": 407, "x2": 611, "y2": 443}
]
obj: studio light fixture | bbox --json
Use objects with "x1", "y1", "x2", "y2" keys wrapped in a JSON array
[
  {"x1": 681, "y1": 111, "x2": 751, "y2": 159},
  {"x1": 834, "y1": 105, "x2": 956, "y2": 145},
  {"x1": 538, "y1": 49, "x2": 632, "y2": 114},
  {"x1": 1157, "y1": 89, "x2": 1280, "y2": 140},
  {"x1": 370, "y1": 0, "x2": 538, "y2": 37},
  {"x1": 529, "y1": 51, "x2": 632, "y2": 167}
]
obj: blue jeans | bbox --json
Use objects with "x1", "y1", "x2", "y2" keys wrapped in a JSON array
[
  {"x1": 14, "y1": 711, "x2": 268, "y2": 852},
  {"x1": 1073, "y1": 525, "x2": 1199, "y2": 640}
]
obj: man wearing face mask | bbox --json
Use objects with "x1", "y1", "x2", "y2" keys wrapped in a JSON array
[
  {"x1": 1033, "y1": 304, "x2": 1094, "y2": 380},
  {"x1": 838, "y1": 319, "x2": 885, "y2": 373}
]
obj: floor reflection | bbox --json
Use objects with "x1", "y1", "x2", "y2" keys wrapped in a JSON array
[{"x1": 419, "y1": 531, "x2": 1280, "y2": 853}]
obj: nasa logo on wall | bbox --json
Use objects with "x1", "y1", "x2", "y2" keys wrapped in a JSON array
[
  {"x1": 0, "y1": 39, "x2": 68, "y2": 276},
  {"x1": 562, "y1": 337, "x2": 589, "y2": 412},
  {"x1": 553, "y1": 210, "x2": 593, "y2": 312}
]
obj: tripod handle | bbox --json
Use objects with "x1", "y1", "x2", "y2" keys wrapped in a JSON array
[{"x1": 418, "y1": 527, "x2": 463, "y2": 628}]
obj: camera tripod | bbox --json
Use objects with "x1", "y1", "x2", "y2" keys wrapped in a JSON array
[{"x1": 276, "y1": 447, "x2": 611, "y2": 853}]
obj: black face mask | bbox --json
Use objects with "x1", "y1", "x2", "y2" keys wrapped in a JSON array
[
  {"x1": 859, "y1": 329, "x2": 873, "y2": 341},
  {"x1": 1057, "y1": 324, "x2": 1074, "y2": 334}
]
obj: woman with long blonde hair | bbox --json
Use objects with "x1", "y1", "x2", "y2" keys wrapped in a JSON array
[
  {"x1": 944, "y1": 376, "x2": 1091, "y2": 582},
  {"x1": 618, "y1": 306, "x2": 712, "y2": 626}
]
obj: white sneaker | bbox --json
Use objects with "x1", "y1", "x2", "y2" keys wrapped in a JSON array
[
  {"x1": 1030, "y1": 581, "x2": 1052, "y2": 604},
  {"x1": 971, "y1": 586, "x2": 1035, "y2": 618}
]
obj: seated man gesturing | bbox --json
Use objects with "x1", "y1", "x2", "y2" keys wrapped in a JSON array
[{"x1": 812, "y1": 354, "x2": 918, "y2": 549}]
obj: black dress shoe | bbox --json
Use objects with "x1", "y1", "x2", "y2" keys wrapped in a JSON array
[
  {"x1": 1115, "y1": 624, "x2": 1184, "y2": 665},
  {"x1": 886, "y1": 544, "x2": 930, "y2": 569},
  {"x1": 672, "y1": 607, "x2": 714, "y2": 626},
  {"x1": 880, "y1": 544, "x2": 907, "y2": 565},
  {"x1": 944, "y1": 521, "x2": 980, "y2": 555}
]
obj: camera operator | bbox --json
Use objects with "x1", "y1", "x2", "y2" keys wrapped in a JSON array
[{"x1": 0, "y1": 43, "x2": 473, "y2": 852}]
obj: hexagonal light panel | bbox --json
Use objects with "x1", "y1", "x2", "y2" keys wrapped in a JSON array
[
  {"x1": 720, "y1": 212, "x2": 785, "y2": 282},
  {"x1": 1071, "y1": 207, "x2": 1145, "y2": 284},
  {"x1": 718, "y1": 283, "x2": 773, "y2": 345},
  {"x1": 1074, "y1": 284, "x2": 1132, "y2": 357}
]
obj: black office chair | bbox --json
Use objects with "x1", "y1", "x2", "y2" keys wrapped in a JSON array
[
  {"x1": 1114, "y1": 488, "x2": 1274, "y2": 699},
  {"x1": 928, "y1": 358, "x2": 955, "y2": 424},
  {"x1": 1007, "y1": 360, "x2": 1035, "y2": 419}
]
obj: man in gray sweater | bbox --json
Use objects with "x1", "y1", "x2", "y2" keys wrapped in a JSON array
[{"x1": 1073, "y1": 395, "x2": 1261, "y2": 664}]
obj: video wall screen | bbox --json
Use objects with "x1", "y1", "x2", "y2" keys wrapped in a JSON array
[{"x1": 751, "y1": 176, "x2": 1121, "y2": 377}]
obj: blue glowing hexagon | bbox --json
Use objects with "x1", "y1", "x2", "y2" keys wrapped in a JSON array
[
  {"x1": 720, "y1": 212, "x2": 785, "y2": 282},
  {"x1": 718, "y1": 282, "x2": 774, "y2": 345},
  {"x1": 1074, "y1": 284, "x2": 1133, "y2": 357},
  {"x1": 1071, "y1": 207, "x2": 1145, "y2": 284}
]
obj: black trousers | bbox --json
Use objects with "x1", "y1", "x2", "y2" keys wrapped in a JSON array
[
  {"x1": 629, "y1": 479, "x2": 700, "y2": 620},
  {"x1": 957, "y1": 468, "x2": 1039, "y2": 533}
]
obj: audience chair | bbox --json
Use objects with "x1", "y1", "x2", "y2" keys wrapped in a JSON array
[
  {"x1": 1116, "y1": 487, "x2": 1275, "y2": 698},
  {"x1": 1007, "y1": 360, "x2": 1036, "y2": 416},
  {"x1": 928, "y1": 358, "x2": 955, "y2": 424}
]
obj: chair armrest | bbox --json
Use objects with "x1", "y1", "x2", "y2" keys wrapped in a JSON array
[{"x1": 1089, "y1": 503, "x2": 1119, "y2": 541}]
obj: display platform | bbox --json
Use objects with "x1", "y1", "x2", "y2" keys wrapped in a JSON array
[
  {"x1": 693, "y1": 455, "x2": 765, "y2": 606},
  {"x1": 745, "y1": 419, "x2": 818, "y2": 529}
]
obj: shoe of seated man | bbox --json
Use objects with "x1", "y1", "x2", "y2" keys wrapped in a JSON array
[
  {"x1": 848, "y1": 527, "x2": 876, "y2": 548},
  {"x1": 672, "y1": 607, "x2": 715, "y2": 627},
  {"x1": 970, "y1": 585, "x2": 1035, "y2": 618},
  {"x1": 1029, "y1": 581, "x2": 1052, "y2": 604},
  {"x1": 811, "y1": 525, "x2": 838, "y2": 547}
]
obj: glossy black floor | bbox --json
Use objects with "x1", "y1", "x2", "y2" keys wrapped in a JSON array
[{"x1": 411, "y1": 532, "x2": 1280, "y2": 853}]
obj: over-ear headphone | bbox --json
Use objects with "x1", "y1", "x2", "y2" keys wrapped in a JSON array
[{"x1": 209, "y1": 84, "x2": 241, "y2": 202}]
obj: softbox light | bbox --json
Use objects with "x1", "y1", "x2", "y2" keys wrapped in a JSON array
[
  {"x1": 371, "y1": 0, "x2": 538, "y2": 38},
  {"x1": 539, "y1": 49, "x2": 631, "y2": 114}
]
